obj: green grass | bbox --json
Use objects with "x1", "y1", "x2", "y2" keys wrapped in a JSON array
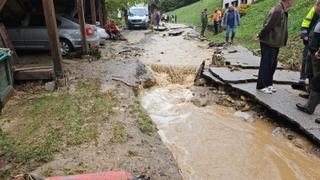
[
  {"x1": 0, "y1": 80, "x2": 118, "y2": 178},
  {"x1": 130, "y1": 104, "x2": 156, "y2": 135},
  {"x1": 170, "y1": 0, "x2": 313, "y2": 69},
  {"x1": 110, "y1": 121, "x2": 130, "y2": 143}
]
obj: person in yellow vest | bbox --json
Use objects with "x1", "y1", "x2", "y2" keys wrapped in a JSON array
[{"x1": 299, "y1": 1, "x2": 320, "y2": 83}]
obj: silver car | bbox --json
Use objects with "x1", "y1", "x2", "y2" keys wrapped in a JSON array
[{"x1": 6, "y1": 14, "x2": 100, "y2": 56}]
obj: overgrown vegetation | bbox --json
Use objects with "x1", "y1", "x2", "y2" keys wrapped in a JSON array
[
  {"x1": 170, "y1": 0, "x2": 313, "y2": 69},
  {"x1": 130, "y1": 104, "x2": 156, "y2": 135},
  {"x1": 0, "y1": 80, "x2": 118, "y2": 178}
]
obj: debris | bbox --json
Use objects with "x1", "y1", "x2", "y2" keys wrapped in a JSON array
[
  {"x1": 168, "y1": 30, "x2": 184, "y2": 36},
  {"x1": 228, "y1": 50, "x2": 238, "y2": 53},
  {"x1": 234, "y1": 111, "x2": 254, "y2": 122},
  {"x1": 272, "y1": 127, "x2": 286, "y2": 138},
  {"x1": 44, "y1": 81, "x2": 56, "y2": 91}
]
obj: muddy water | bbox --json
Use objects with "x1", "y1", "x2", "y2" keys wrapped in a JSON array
[{"x1": 141, "y1": 85, "x2": 320, "y2": 180}]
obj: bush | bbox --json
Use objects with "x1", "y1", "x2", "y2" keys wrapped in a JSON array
[{"x1": 238, "y1": 4, "x2": 251, "y2": 17}]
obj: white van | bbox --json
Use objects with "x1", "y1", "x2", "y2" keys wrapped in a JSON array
[{"x1": 127, "y1": 5, "x2": 149, "y2": 29}]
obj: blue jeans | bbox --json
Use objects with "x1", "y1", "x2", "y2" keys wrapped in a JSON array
[{"x1": 226, "y1": 25, "x2": 237, "y2": 43}]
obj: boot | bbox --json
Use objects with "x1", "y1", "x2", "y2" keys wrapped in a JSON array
[
  {"x1": 296, "y1": 91, "x2": 320, "y2": 114},
  {"x1": 231, "y1": 33, "x2": 235, "y2": 44}
]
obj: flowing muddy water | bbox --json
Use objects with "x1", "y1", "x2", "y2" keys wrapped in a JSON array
[{"x1": 141, "y1": 84, "x2": 320, "y2": 179}]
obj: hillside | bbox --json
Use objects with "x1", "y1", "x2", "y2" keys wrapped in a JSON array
[{"x1": 169, "y1": 0, "x2": 313, "y2": 70}]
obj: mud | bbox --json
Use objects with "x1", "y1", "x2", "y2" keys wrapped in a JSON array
[{"x1": 137, "y1": 24, "x2": 320, "y2": 179}]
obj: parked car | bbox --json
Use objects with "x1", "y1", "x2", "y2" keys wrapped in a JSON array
[
  {"x1": 96, "y1": 26, "x2": 109, "y2": 46},
  {"x1": 5, "y1": 14, "x2": 100, "y2": 56},
  {"x1": 127, "y1": 5, "x2": 149, "y2": 29}
]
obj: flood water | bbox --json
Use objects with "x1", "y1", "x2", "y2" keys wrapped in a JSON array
[{"x1": 141, "y1": 84, "x2": 320, "y2": 180}]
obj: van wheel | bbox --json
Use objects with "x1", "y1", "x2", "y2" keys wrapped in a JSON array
[{"x1": 60, "y1": 39, "x2": 73, "y2": 56}]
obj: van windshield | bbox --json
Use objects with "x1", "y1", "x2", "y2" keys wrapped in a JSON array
[{"x1": 129, "y1": 9, "x2": 146, "y2": 16}]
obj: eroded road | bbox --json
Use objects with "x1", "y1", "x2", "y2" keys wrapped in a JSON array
[{"x1": 131, "y1": 24, "x2": 320, "y2": 179}]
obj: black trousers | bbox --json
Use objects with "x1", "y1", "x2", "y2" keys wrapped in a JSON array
[
  {"x1": 311, "y1": 72, "x2": 320, "y2": 93},
  {"x1": 257, "y1": 42, "x2": 280, "y2": 89},
  {"x1": 214, "y1": 21, "x2": 219, "y2": 35}
]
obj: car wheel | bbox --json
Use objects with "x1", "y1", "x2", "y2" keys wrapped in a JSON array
[{"x1": 60, "y1": 39, "x2": 73, "y2": 56}]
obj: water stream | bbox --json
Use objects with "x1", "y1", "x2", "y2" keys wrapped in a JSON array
[{"x1": 141, "y1": 84, "x2": 320, "y2": 180}]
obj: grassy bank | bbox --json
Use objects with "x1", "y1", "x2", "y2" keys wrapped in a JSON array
[
  {"x1": 0, "y1": 81, "x2": 118, "y2": 177},
  {"x1": 169, "y1": 0, "x2": 313, "y2": 70}
]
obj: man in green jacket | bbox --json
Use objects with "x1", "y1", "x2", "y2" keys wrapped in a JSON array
[
  {"x1": 201, "y1": 9, "x2": 208, "y2": 37},
  {"x1": 256, "y1": 0, "x2": 294, "y2": 94},
  {"x1": 299, "y1": 1, "x2": 320, "y2": 83}
]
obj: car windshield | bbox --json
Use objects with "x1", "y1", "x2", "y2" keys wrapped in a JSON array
[{"x1": 129, "y1": 9, "x2": 146, "y2": 16}]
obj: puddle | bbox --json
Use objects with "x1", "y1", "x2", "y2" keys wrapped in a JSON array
[{"x1": 141, "y1": 85, "x2": 320, "y2": 179}]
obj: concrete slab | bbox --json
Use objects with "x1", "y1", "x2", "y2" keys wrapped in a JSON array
[
  {"x1": 209, "y1": 67, "x2": 300, "y2": 84},
  {"x1": 231, "y1": 83, "x2": 320, "y2": 142},
  {"x1": 168, "y1": 30, "x2": 184, "y2": 36},
  {"x1": 202, "y1": 69, "x2": 225, "y2": 85},
  {"x1": 154, "y1": 26, "x2": 167, "y2": 31},
  {"x1": 222, "y1": 45, "x2": 283, "y2": 69}
]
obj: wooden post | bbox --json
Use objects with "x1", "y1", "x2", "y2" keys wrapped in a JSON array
[
  {"x1": 90, "y1": 0, "x2": 97, "y2": 25},
  {"x1": 101, "y1": 0, "x2": 106, "y2": 25},
  {"x1": 77, "y1": 0, "x2": 89, "y2": 54},
  {"x1": 42, "y1": 0, "x2": 64, "y2": 78},
  {"x1": 98, "y1": 0, "x2": 103, "y2": 27},
  {"x1": 0, "y1": 23, "x2": 19, "y2": 64},
  {"x1": 0, "y1": 0, "x2": 8, "y2": 12}
]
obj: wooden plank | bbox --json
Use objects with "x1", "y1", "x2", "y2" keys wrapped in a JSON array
[
  {"x1": 14, "y1": 68, "x2": 55, "y2": 81},
  {"x1": 90, "y1": 0, "x2": 97, "y2": 24},
  {"x1": 42, "y1": 0, "x2": 64, "y2": 78},
  {"x1": 77, "y1": 0, "x2": 89, "y2": 54},
  {"x1": 0, "y1": 0, "x2": 8, "y2": 12},
  {"x1": 15, "y1": 66, "x2": 53, "y2": 72},
  {"x1": 0, "y1": 23, "x2": 19, "y2": 64}
]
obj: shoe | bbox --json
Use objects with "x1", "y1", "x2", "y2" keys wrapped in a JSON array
[
  {"x1": 268, "y1": 86, "x2": 276, "y2": 92},
  {"x1": 258, "y1": 87, "x2": 273, "y2": 94},
  {"x1": 223, "y1": 43, "x2": 229, "y2": 49},
  {"x1": 296, "y1": 103, "x2": 313, "y2": 114},
  {"x1": 315, "y1": 118, "x2": 320, "y2": 124}
]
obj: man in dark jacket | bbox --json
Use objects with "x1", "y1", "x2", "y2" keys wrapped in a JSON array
[
  {"x1": 256, "y1": 0, "x2": 294, "y2": 94},
  {"x1": 201, "y1": 9, "x2": 208, "y2": 37},
  {"x1": 297, "y1": 72, "x2": 320, "y2": 124}
]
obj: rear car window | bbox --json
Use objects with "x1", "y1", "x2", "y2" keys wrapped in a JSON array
[{"x1": 29, "y1": 15, "x2": 46, "y2": 26}]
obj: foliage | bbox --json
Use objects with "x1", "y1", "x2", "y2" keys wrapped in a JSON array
[{"x1": 159, "y1": 0, "x2": 200, "y2": 12}]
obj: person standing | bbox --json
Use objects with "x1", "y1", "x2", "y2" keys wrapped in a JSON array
[
  {"x1": 214, "y1": 8, "x2": 222, "y2": 35},
  {"x1": 296, "y1": 72, "x2": 320, "y2": 123},
  {"x1": 299, "y1": 1, "x2": 320, "y2": 83},
  {"x1": 155, "y1": 11, "x2": 161, "y2": 29},
  {"x1": 256, "y1": 0, "x2": 294, "y2": 94},
  {"x1": 201, "y1": 9, "x2": 208, "y2": 37},
  {"x1": 222, "y1": 5, "x2": 240, "y2": 47}
]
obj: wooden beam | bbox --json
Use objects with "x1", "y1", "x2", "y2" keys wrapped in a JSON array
[
  {"x1": 90, "y1": 0, "x2": 97, "y2": 24},
  {"x1": 0, "y1": 0, "x2": 8, "y2": 12},
  {"x1": 101, "y1": 0, "x2": 107, "y2": 25},
  {"x1": 98, "y1": 0, "x2": 103, "y2": 27},
  {"x1": 77, "y1": 0, "x2": 89, "y2": 54},
  {"x1": 0, "y1": 23, "x2": 19, "y2": 64},
  {"x1": 42, "y1": 0, "x2": 64, "y2": 78}
]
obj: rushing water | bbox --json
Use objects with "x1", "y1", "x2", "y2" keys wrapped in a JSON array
[{"x1": 141, "y1": 85, "x2": 320, "y2": 180}]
